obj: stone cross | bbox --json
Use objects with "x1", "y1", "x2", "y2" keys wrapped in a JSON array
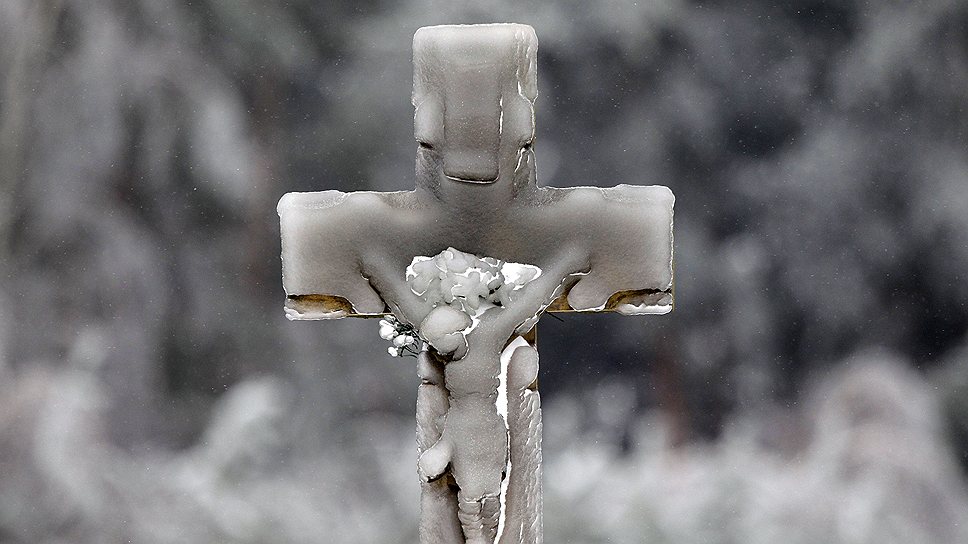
[{"x1": 278, "y1": 24, "x2": 674, "y2": 544}]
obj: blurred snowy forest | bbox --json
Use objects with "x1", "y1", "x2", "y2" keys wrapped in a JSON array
[{"x1": 2, "y1": 1, "x2": 968, "y2": 542}]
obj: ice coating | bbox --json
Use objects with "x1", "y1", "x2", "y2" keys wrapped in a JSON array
[
  {"x1": 409, "y1": 248, "x2": 558, "y2": 543},
  {"x1": 279, "y1": 24, "x2": 673, "y2": 322},
  {"x1": 413, "y1": 24, "x2": 536, "y2": 183},
  {"x1": 498, "y1": 340, "x2": 542, "y2": 543},
  {"x1": 278, "y1": 184, "x2": 674, "y2": 320},
  {"x1": 407, "y1": 248, "x2": 541, "y2": 325},
  {"x1": 277, "y1": 23, "x2": 675, "y2": 544}
]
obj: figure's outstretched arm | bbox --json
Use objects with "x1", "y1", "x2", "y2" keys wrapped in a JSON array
[
  {"x1": 362, "y1": 259, "x2": 435, "y2": 328},
  {"x1": 494, "y1": 247, "x2": 589, "y2": 335}
]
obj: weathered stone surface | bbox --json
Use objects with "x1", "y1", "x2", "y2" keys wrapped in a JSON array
[{"x1": 277, "y1": 23, "x2": 675, "y2": 544}]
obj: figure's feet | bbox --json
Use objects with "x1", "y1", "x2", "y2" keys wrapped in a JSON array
[{"x1": 458, "y1": 492, "x2": 502, "y2": 544}]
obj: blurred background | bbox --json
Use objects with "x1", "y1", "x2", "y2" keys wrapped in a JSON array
[{"x1": 2, "y1": 0, "x2": 968, "y2": 542}]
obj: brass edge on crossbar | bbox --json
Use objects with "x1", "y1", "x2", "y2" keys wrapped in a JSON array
[{"x1": 286, "y1": 286, "x2": 672, "y2": 319}]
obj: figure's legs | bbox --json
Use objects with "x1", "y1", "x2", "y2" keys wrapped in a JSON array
[
  {"x1": 417, "y1": 352, "x2": 463, "y2": 543},
  {"x1": 420, "y1": 391, "x2": 508, "y2": 543},
  {"x1": 457, "y1": 491, "x2": 502, "y2": 544},
  {"x1": 416, "y1": 337, "x2": 544, "y2": 544}
]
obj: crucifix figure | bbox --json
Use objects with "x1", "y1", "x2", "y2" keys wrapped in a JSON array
[{"x1": 278, "y1": 24, "x2": 674, "y2": 544}]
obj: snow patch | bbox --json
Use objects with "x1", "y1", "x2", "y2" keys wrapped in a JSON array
[{"x1": 495, "y1": 335, "x2": 529, "y2": 541}]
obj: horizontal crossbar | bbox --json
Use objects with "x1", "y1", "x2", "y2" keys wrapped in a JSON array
[{"x1": 285, "y1": 287, "x2": 672, "y2": 320}]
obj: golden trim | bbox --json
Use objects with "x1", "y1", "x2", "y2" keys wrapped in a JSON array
[{"x1": 285, "y1": 286, "x2": 672, "y2": 319}]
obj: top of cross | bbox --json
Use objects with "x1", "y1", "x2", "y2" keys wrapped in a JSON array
[{"x1": 278, "y1": 23, "x2": 673, "y2": 322}]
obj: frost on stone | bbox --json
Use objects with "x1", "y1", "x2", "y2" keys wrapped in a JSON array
[
  {"x1": 277, "y1": 24, "x2": 674, "y2": 323},
  {"x1": 402, "y1": 247, "x2": 552, "y2": 543},
  {"x1": 413, "y1": 24, "x2": 537, "y2": 184},
  {"x1": 408, "y1": 248, "x2": 541, "y2": 322},
  {"x1": 380, "y1": 248, "x2": 544, "y2": 364},
  {"x1": 499, "y1": 339, "x2": 543, "y2": 544},
  {"x1": 277, "y1": 22, "x2": 675, "y2": 544}
]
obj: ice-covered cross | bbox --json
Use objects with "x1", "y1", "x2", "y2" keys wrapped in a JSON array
[{"x1": 278, "y1": 24, "x2": 673, "y2": 544}]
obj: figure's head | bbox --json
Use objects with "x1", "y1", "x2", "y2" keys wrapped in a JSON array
[{"x1": 412, "y1": 24, "x2": 537, "y2": 185}]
